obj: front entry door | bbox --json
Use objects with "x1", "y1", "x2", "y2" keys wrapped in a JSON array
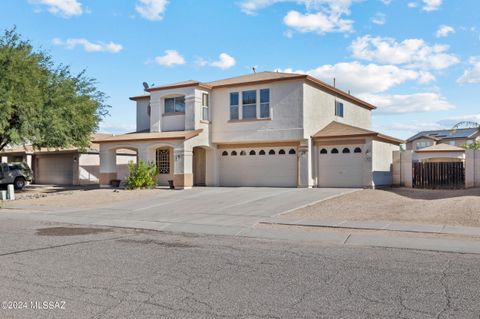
[{"x1": 193, "y1": 147, "x2": 206, "y2": 186}]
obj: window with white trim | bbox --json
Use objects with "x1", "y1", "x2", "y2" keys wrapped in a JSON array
[
  {"x1": 260, "y1": 89, "x2": 270, "y2": 118},
  {"x1": 242, "y1": 90, "x2": 257, "y2": 119},
  {"x1": 164, "y1": 96, "x2": 185, "y2": 113},
  {"x1": 156, "y1": 149, "x2": 170, "y2": 174},
  {"x1": 335, "y1": 101, "x2": 344, "y2": 117},
  {"x1": 230, "y1": 92, "x2": 239, "y2": 120},
  {"x1": 202, "y1": 93, "x2": 209, "y2": 121}
]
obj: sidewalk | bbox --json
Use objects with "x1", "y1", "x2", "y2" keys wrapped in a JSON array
[{"x1": 260, "y1": 217, "x2": 480, "y2": 237}]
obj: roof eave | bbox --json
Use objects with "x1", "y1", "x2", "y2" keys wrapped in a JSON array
[
  {"x1": 146, "y1": 82, "x2": 212, "y2": 92},
  {"x1": 305, "y1": 76, "x2": 377, "y2": 111}
]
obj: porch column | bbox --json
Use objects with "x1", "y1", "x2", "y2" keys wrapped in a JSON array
[
  {"x1": 1, "y1": 156, "x2": 7, "y2": 163},
  {"x1": 173, "y1": 146, "x2": 193, "y2": 189},
  {"x1": 99, "y1": 146, "x2": 117, "y2": 187}
]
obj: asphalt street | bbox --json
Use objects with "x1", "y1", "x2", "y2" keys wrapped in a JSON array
[{"x1": 1, "y1": 218, "x2": 480, "y2": 319}]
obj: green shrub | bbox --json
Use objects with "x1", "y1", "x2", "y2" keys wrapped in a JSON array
[{"x1": 125, "y1": 160, "x2": 157, "y2": 189}]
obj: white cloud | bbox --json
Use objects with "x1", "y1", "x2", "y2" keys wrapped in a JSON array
[
  {"x1": 437, "y1": 114, "x2": 480, "y2": 127},
  {"x1": 379, "y1": 0, "x2": 392, "y2": 5},
  {"x1": 422, "y1": 0, "x2": 442, "y2": 11},
  {"x1": 135, "y1": 0, "x2": 168, "y2": 21},
  {"x1": 351, "y1": 35, "x2": 459, "y2": 70},
  {"x1": 52, "y1": 38, "x2": 123, "y2": 53},
  {"x1": 283, "y1": 10, "x2": 354, "y2": 34},
  {"x1": 149, "y1": 50, "x2": 185, "y2": 66},
  {"x1": 210, "y1": 53, "x2": 236, "y2": 70},
  {"x1": 436, "y1": 25, "x2": 455, "y2": 38},
  {"x1": 379, "y1": 122, "x2": 445, "y2": 133},
  {"x1": 360, "y1": 92, "x2": 454, "y2": 113},
  {"x1": 407, "y1": 2, "x2": 417, "y2": 8},
  {"x1": 371, "y1": 12, "x2": 386, "y2": 25},
  {"x1": 240, "y1": 0, "x2": 357, "y2": 34},
  {"x1": 29, "y1": 0, "x2": 83, "y2": 17},
  {"x1": 457, "y1": 57, "x2": 480, "y2": 84},
  {"x1": 277, "y1": 61, "x2": 433, "y2": 95}
]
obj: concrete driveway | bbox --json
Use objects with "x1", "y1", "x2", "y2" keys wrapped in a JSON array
[{"x1": 2, "y1": 187, "x2": 356, "y2": 236}]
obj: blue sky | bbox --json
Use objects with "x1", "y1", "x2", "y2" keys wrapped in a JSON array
[{"x1": 1, "y1": 0, "x2": 479, "y2": 139}]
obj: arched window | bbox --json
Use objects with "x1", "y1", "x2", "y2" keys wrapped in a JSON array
[
  {"x1": 222, "y1": 151, "x2": 228, "y2": 156},
  {"x1": 259, "y1": 150, "x2": 266, "y2": 155},
  {"x1": 268, "y1": 149, "x2": 275, "y2": 155},
  {"x1": 354, "y1": 147, "x2": 362, "y2": 153},
  {"x1": 231, "y1": 151, "x2": 237, "y2": 156},
  {"x1": 288, "y1": 149, "x2": 296, "y2": 155},
  {"x1": 279, "y1": 149, "x2": 286, "y2": 155},
  {"x1": 156, "y1": 149, "x2": 170, "y2": 174},
  {"x1": 240, "y1": 151, "x2": 247, "y2": 156},
  {"x1": 342, "y1": 148, "x2": 350, "y2": 154},
  {"x1": 331, "y1": 148, "x2": 339, "y2": 154},
  {"x1": 249, "y1": 150, "x2": 256, "y2": 155},
  {"x1": 320, "y1": 148, "x2": 328, "y2": 154}
]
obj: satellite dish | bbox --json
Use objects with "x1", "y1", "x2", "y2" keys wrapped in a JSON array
[{"x1": 142, "y1": 82, "x2": 149, "y2": 90}]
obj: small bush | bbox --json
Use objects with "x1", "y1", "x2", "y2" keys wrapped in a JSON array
[{"x1": 125, "y1": 160, "x2": 157, "y2": 189}]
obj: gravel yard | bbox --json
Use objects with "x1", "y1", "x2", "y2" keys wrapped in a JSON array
[
  {"x1": 284, "y1": 188, "x2": 480, "y2": 227},
  {"x1": 2, "y1": 187, "x2": 165, "y2": 208}
]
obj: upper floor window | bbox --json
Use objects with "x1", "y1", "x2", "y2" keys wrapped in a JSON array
[
  {"x1": 202, "y1": 93, "x2": 209, "y2": 121},
  {"x1": 230, "y1": 92, "x2": 239, "y2": 120},
  {"x1": 165, "y1": 96, "x2": 185, "y2": 114},
  {"x1": 335, "y1": 101, "x2": 344, "y2": 117},
  {"x1": 416, "y1": 141, "x2": 432, "y2": 149},
  {"x1": 260, "y1": 89, "x2": 270, "y2": 118},
  {"x1": 242, "y1": 90, "x2": 257, "y2": 119}
]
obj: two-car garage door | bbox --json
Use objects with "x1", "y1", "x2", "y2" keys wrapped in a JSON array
[
  {"x1": 317, "y1": 145, "x2": 365, "y2": 188},
  {"x1": 219, "y1": 148, "x2": 297, "y2": 187}
]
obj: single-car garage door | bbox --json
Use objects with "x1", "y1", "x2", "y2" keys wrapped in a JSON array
[
  {"x1": 35, "y1": 155, "x2": 74, "y2": 185},
  {"x1": 317, "y1": 145, "x2": 364, "y2": 188},
  {"x1": 219, "y1": 148, "x2": 297, "y2": 187}
]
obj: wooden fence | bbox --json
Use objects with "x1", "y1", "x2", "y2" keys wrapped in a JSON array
[{"x1": 412, "y1": 162, "x2": 465, "y2": 189}]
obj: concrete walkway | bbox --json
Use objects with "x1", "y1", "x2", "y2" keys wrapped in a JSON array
[{"x1": 260, "y1": 217, "x2": 480, "y2": 237}]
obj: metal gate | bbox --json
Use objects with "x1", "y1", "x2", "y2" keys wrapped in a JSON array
[{"x1": 413, "y1": 162, "x2": 465, "y2": 189}]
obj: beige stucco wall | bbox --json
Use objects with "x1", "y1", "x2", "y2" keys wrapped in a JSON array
[
  {"x1": 136, "y1": 99, "x2": 150, "y2": 132},
  {"x1": 210, "y1": 79, "x2": 304, "y2": 143},
  {"x1": 303, "y1": 82, "x2": 372, "y2": 138},
  {"x1": 79, "y1": 152, "x2": 137, "y2": 185},
  {"x1": 372, "y1": 140, "x2": 400, "y2": 186}
]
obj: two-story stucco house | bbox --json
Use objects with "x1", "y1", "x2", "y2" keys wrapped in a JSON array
[
  {"x1": 94, "y1": 72, "x2": 403, "y2": 189},
  {"x1": 406, "y1": 128, "x2": 480, "y2": 151}
]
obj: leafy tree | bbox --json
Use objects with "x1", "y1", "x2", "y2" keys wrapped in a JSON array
[
  {"x1": 125, "y1": 160, "x2": 157, "y2": 189},
  {"x1": 0, "y1": 27, "x2": 108, "y2": 151},
  {"x1": 462, "y1": 141, "x2": 480, "y2": 150}
]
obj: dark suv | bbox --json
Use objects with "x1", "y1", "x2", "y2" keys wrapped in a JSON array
[{"x1": 0, "y1": 162, "x2": 33, "y2": 190}]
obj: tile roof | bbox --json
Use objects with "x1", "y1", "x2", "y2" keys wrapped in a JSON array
[
  {"x1": 407, "y1": 128, "x2": 479, "y2": 142},
  {"x1": 313, "y1": 121, "x2": 405, "y2": 145},
  {"x1": 142, "y1": 71, "x2": 376, "y2": 111},
  {"x1": 92, "y1": 129, "x2": 203, "y2": 143},
  {"x1": 415, "y1": 143, "x2": 466, "y2": 153}
]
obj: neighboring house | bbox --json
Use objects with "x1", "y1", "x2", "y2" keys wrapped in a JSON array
[
  {"x1": 406, "y1": 128, "x2": 480, "y2": 151},
  {"x1": 94, "y1": 71, "x2": 403, "y2": 189},
  {"x1": 0, "y1": 134, "x2": 136, "y2": 185}
]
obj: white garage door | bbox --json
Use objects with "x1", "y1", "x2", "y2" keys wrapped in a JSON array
[
  {"x1": 36, "y1": 155, "x2": 74, "y2": 185},
  {"x1": 219, "y1": 148, "x2": 297, "y2": 187},
  {"x1": 318, "y1": 145, "x2": 364, "y2": 188}
]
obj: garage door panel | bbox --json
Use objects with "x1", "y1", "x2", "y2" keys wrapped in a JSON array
[
  {"x1": 36, "y1": 155, "x2": 74, "y2": 185},
  {"x1": 219, "y1": 150, "x2": 296, "y2": 187},
  {"x1": 318, "y1": 146, "x2": 364, "y2": 188}
]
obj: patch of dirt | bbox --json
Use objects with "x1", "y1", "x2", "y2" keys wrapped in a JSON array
[
  {"x1": 285, "y1": 188, "x2": 480, "y2": 227},
  {"x1": 117, "y1": 239, "x2": 197, "y2": 248},
  {"x1": 6, "y1": 188, "x2": 165, "y2": 208},
  {"x1": 36, "y1": 227, "x2": 112, "y2": 236}
]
